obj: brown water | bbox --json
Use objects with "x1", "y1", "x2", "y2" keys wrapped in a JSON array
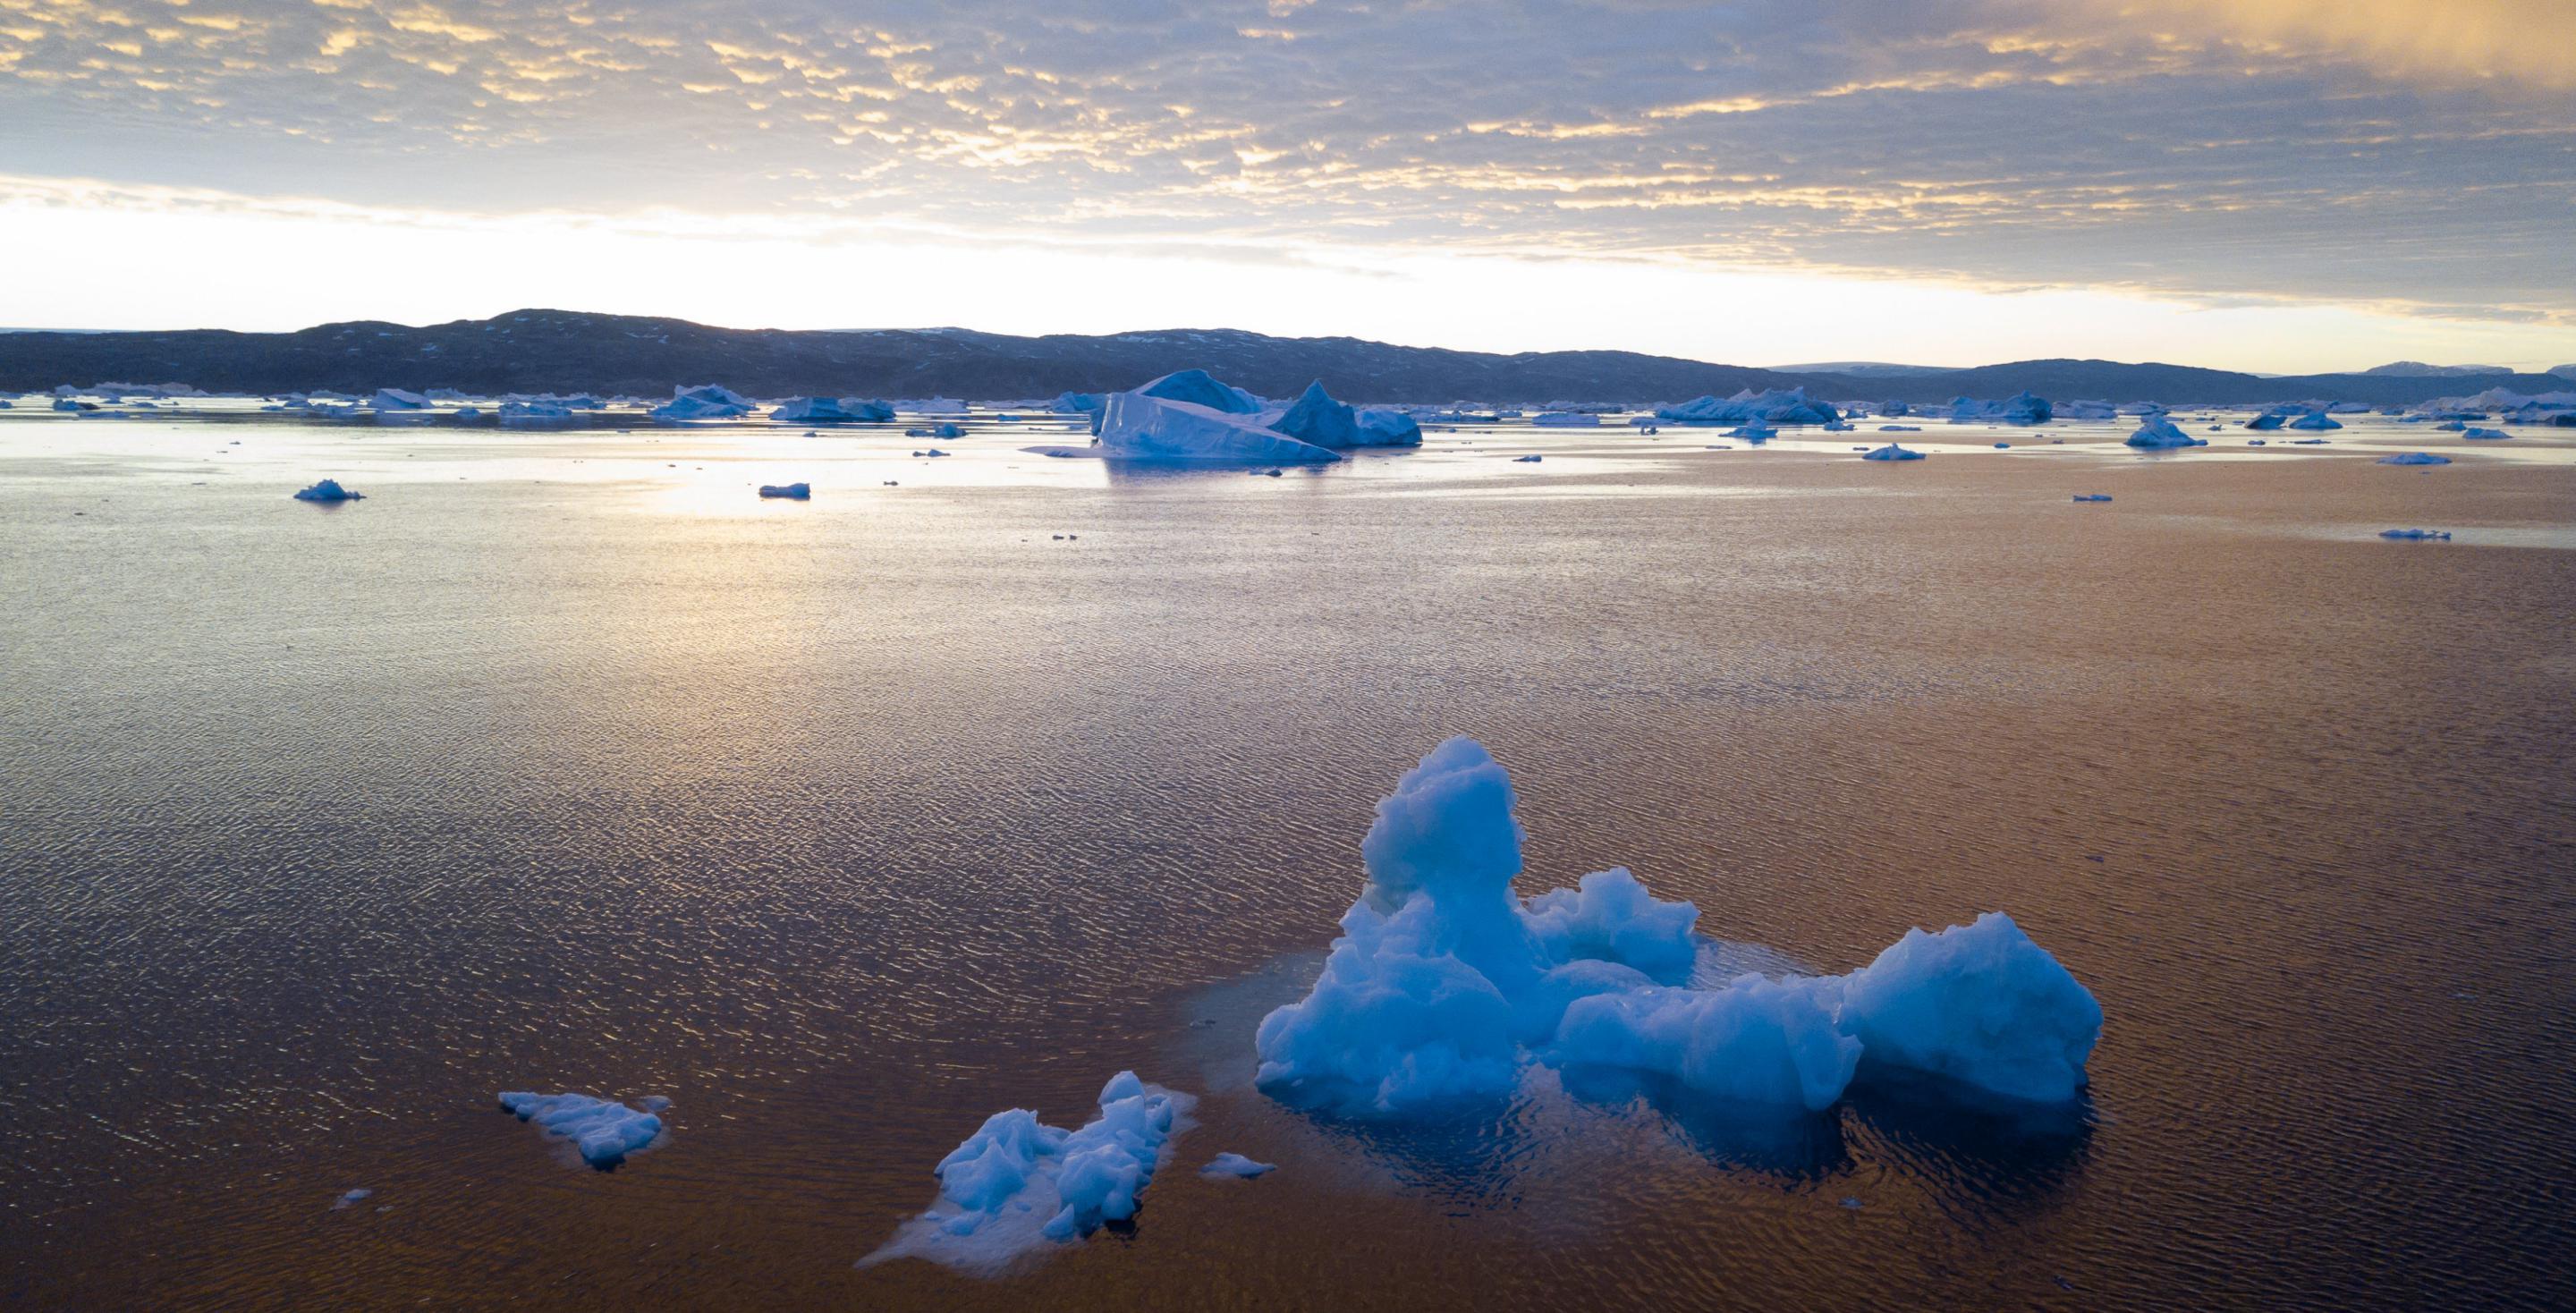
[{"x1": 3, "y1": 408, "x2": 2572, "y2": 1309}]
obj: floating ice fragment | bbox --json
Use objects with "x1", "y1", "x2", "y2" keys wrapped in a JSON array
[
  {"x1": 496, "y1": 1092, "x2": 665, "y2": 1167},
  {"x1": 1513, "y1": 454, "x2": 1543, "y2": 462},
  {"x1": 292, "y1": 479, "x2": 363, "y2": 503},
  {"x1": 2071, "y1": 494, "x2": 2113, "y2": 503},
  {"x1": 1860, "y1": 444, "x2": 1924, "y2": 461},
  {"x1": 1201, "y1": 1153, "x2": 1275, "y2": 1177},
  {"x1": 2377, "y1": 453, "x2": 2451, "y2": 465},
  {"x1": 2378, "y1": 529, "x2": 2451, "y2": 540},
  {"x1": 2123, "y1": 418, "x2": 2207, "y2": 449},
  {"x1": 758, "y1": 483, "x2": 811, "y2": 499}
]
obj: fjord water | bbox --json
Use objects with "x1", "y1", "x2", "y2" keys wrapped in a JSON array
[{"x1": 3, "y1": 411, "x2": 2572, "y2": 1310}]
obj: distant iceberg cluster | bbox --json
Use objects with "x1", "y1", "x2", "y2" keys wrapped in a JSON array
[
  {"x1": 1253, "y1": 740, "x2": 2101, "y2": 1114},
  {"x1": 1655, "y1": 388, "x2": 1839, "y2": 426},
  {"x1": 864, "y1": 1072, "x2": 1193, "y2": 1275}
]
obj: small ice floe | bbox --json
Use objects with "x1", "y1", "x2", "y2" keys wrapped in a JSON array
[
  {"x1": 1992, "y1": 442, "x2": 2011, "y2": 449},
  {"x1": 1822, "y1": 421, "x2": 1855, "y2": 432},
  {"x1": 1513, "y1": 454, "x2": 1543, "y2": 462},
  {"x1": 1704, "y1": 444, "x2": 1732, "y2": 450},
  {"x1": 1878, "y1": 425, "x2": 1920, "y2": 432},
  {"x1": 2248, "y1": 439, "x2": 2267, "y2": 445},
  {"x1": 292, "y1": 479, "x2": 363, "y2": 503},
  {"x1": 369, "y1": 388, "x2": 430, "y2": 411},
  {"x1": 771, "y1": 396, "x2": 894, "y2": 424},
  {"x1": 2123, "y1": 417, "x2": 2207, "y2": 449},
  {"x1": 1201, "y1": 1153, "x2": 1275, "y2": 1178},
  {"x1": 2246, "y1": 412, "x2": 2286, "y2": 431},
  {"x1": 496, "y1": 1091, "x2": 665, "y2": 1168},
  {"x1": 861, "y1": 1072, "x2": 1194, "y2": 1275},
  {"x1": 2461, "y1": 428, "x2": 2511, "y2": 439},
  {"x1": 2292, "y1": 437, "x2": 2330, "y2": 445},
  {"x1": 1726, "y1": 422, "x2": 1778, "y2": 440},
  {"x1": 910, "y1": 448, "x2": 950, "y2": 458},
  {"x1": 1860, "y1": 444, "x2": 1924, "y2": 461},
  {"x1": 2433, "y1": 420, "x2": 2467, "y2": 432},
  {"x1": 1530, "y1": 411, "x2": 1598, "y2": 428},
  {"x1": 499, "y1": 401, "x2": 576, "y2": 425},
  {"x1": 758, "y1": 483, "x2": 811, "y2": 499},
  {"x1": 2071, "y1": 494, "x2": 2113, "y2": 503},
  {"x1": 2377, "y1": 453, "x2": 2451, "y2": 465},
  {"x1": 332, "y1": 1188, "x2": 374, "y2": 1210},
  {"x1": 2378, "y1": 529, "x2": 2451, "y2": 540}
]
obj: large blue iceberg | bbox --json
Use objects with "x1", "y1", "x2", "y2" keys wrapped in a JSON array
[
  {"x1": 1656, "y1": 388, "x2": 1840, "y2": 426},
  {"x1": 1252, "y1": 740, "x2": 2100, "y2": 1115},
  {"x1": 1096, "y1": 391, "x2": 1342, "y2": 464}
]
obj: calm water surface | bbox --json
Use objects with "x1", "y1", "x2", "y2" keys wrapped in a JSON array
[{"x1": 3, "y1": 405, "x2": 2572, "y2": 1309}]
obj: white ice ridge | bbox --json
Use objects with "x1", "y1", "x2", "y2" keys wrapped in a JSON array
[
  {"x1": 496, "y1": 1091, "x2": 666, "y2": 1167},
  {"x1": 864, "y1": 1072, "x2": 1194, "y2": 1275},
  {"x1": 1253, "y1": 740, "x2": 2100, "y2": 1114}
]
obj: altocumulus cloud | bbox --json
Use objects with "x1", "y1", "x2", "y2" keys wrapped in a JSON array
[{"x1": 0, "y1": 0, "x2": 2569, "y2": 320}]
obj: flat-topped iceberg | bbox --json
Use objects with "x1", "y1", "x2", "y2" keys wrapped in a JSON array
[
  {"x1": 772, "y1": 396, "x2": 894, "y2": 423},
  {"x1": 1253, "y1": 740, "x2": 2099, "y2": 1115},
  {"x1": 650, "y1": 384, "x2": 757, "y2": 421},
  {"x1": 1656, "y1": 388, "x2": 1839, "y2": 426},
  {"x1": 292, "y1": 479, "x2": 363, "y2": 503},
  {"x1": 369, "y1": 388, "x2": 430, "y2": 411},
  {"x1": 2072, "y1": 494, "x2": 2113, "y2": 503},
  {"x1": 1531, "y1": 411, "x2": 1601, "y2": 428},
  {"x1": 2377, "y1": 452, "x2": 2451, "y2": 465},
  {"x1": 1095, "y1": 392, "x2": 1340, "y2": 464},
  {"x1": 1860, "y1": 444, "x2": 1924, "y2": 461},
  {"x1": 2379, "y1": 528, "x2": 2451, "y2": 540},
  {"x1": 2124, "y1": 417, "x2": 2207, "y2": 449},
  {"x1": 496, "y1": 1091, "x2": 665, "y2": 1167},
  {"x1": 758, "y1": 482, "x2": 811, "y2": 499},
  {"x1": 863, "y1": 1072, "x2": 1192, "y2": 1275}
]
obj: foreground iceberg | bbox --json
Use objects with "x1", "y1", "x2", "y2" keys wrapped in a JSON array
[
  {"x1": 1657, "y1": 388, "x2": 1839, "y2": 426},
  {"x1": 771, "y1": 396, "x2": 894, "y2": 423},
  {"x1": 496, "y1": 1091, "x2": 665, "y2": 1167},
  {"x1": 863, "y1": 1072, "x2": 1192, "y2": 1275},
  {"x1": 1095, "y1": 392, "x2": 1340, "y2": 464},
  {"x1": 2123, "y1": 418, "x2": 2207, "y2": 449},
  {"x1": 292, "y1": 479, "x2": 363, "y2": 503},
  {"x1": 650, "y1": 384, "x2": 757, "y2": 421},
  {"x1": 1253, "y1": 740, "x2": 2099, "y2": 1116}
]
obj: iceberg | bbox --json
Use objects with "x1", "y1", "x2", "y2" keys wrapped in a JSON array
[
  {"x1": 1860, "y1": 444, "x2": 1924, "y2": 461},
  {"x1": 291, "y1": 479, "x2": 363, "y2": 503},
  {"x1": 1095, "y1": 392, "x2": 1341, "y2": 464},
  {"x1": 1251, "y1": 739, "x2": 2099, "y2": 1116},
  {"x1": 758, "y1": 483, "x2": 811, "y2": 499},
  {"x1": 2246, "y1": 412, "x2": 2286, "y2": 431},
  {"x1": 2123, "y1": 418, "x2": 2207, "y2": 449},
  {"x1": 2461, "y1": 428, "x2": 2510, "y2": 440},
  {"x1": 771, "y1": 397, "x2": 894, "y2": 423},
  {"x1": 2379, "y1": 529, "x2": 2451, "y2": 540},
  {"x1": 2072, "y1": 494, "x2": 2113, "y2": 503},
  {"x1": 1656, "y1": 388, "x2": 1839, "y2": 426},
  {"x1": 2057, "y1": 400, "x2": 2118, "y2": 420},
  {"x1": 498, "y1": 401, "x2": 576, "y2": 425},
  {"x1": 1354, "y1": 408, "x2": 1424, "y2": 447},
  {"x1": 1136, "y1": 368, "x2": 1263, "y2": 414},
  {"x1": 1052, "y1": 391, "x2": 1106, "y2": 415},
  {"x1": 1513, "y1": 454, "x2": 1544, "y2": 462},
  {"x1": 369, "y1": 388, "x2": 429, "y2": 411},
  {"x1": 862, "y1": 1072, "x2": 1193, "y2": 1275},
  {"x1": 1202, "y1": 1153, "x2": 1275, "y2": 1178},
  {"x1": 1264, "y1": 380, "x2": 1363, "y2": 448},
  {"x1": 1531, "y1": 412, "x2": 1600, "y2": 428},
  {"x1": 496, "y1": 1091, "x2": 665, "y2": 1167},
  {"x1": 1878, "y1": 425, "x2": 1920, "y2": 432},
  {"x1": 2286, "y1": 410, "x2": 2343, "y2": 431},
  {"x1": 650, "y1": 384, "x2": 757, "y2": 421},
  {"x1": 2377, "y1": 453, "x2": 2451, "y2": 465},
  {"x1": 1945, "y1": 392, "x2": 2054, "y2": 425},
  {"x1": 1878, "y1": 400, "x2": 1911, "y2": 417}
]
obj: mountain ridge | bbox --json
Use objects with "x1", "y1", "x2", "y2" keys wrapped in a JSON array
[{"x1": 0, "y1": 309, "x2": 2564, "y2": 405}]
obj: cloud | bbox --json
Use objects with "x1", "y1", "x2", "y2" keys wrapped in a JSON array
[{"x1": 0, "y1": 0, "x2": 2567, "y2": 324}]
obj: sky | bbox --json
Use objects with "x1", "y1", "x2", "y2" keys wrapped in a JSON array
[{"x1": 1, "y1": 0, "x2": 2572, "y2": 372}]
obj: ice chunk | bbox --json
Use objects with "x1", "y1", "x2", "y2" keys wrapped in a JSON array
[
  {"x1": 2286, "y1": 410, "x2": 2343, "y2": 431},
  {"x1": 1096, "y1": 392, "x2": 1341, "y2": 465},
  {"x1": 1513, "y1": 453, "x2": 1543, "y2": 462},
  {"x1": 2123, "y1": 417, "x2": 2207, "y2": 449},
  {"x1": 1052, "y1": 391, "x2": 1106, "y2": 415},
  {"x1": 771, "y1": 397, "x2": 894, "y2": 423},
  {"x1": 862, "y1": 1072, "x2": 1194, "y2": 1275},
  {"x1": 1201, "y1": 1152, "x2": 1275, "y2": 1177},
  {"x1": 650, "y1": 385, "x2": 757, "y2": 421},
  {"x1": 1860, "y1": 444, "x2": 1924, "y2": 461},
  {"x1": 1136, "y1": 368, "x2": 1263, "y2": 414},
  {"x1": 2461, "y1": 427, "x2": 2510, "y2": 439},
  {"x1": 292, "y1": 479, "x2": 363, "y2": 503},
  {"x1": 2071, "y1": 494, "x2": 2113, "y2": 503},
  {"x1": 758, "y1": 483, "x2": 811, "y2": 499},
  {"x1": 496, "y1": 1091, "x2": 665, "y2": 1167},
  {"x1": 2376, "y1": 453, "x2": 2451, "y2": 465},
  {"x1": 498, "y1": 401, "x2": 575, "y2": 425},
  {"x1": 1551, "y1": 975, "x2": 1859, "y2": 1110},
  {"x1": 1531, "y1": 411, "x2": 1600, "y2": 428},
  {"x1": 1521, "y1": 868, "x2": 1698, "y2": 983},
  {"x1": 1945, "y1": 392, "x2": 2053, "y2": 425},
  {"x1": 2379, "y1": 528, "x2": 2451, "y2": 540},
  {"x1": 1837, "y1": 913, "x2": 2101, "y2": 1104},
  {"x1": 1877, "y1": 425, "x2": 1920, "y2": 432},
  {"x1": 1657, "y1": 388, "x2": 1838, "y2": 426},
  {"x1": 369, "y1": 388, "x2": 429, "y2": 411},
  {"x1": 1355, "y1": 408, "x2": 1424, "y2": 447}
]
